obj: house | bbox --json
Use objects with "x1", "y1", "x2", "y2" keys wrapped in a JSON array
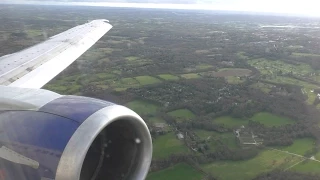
[{"x1": 177, "y1": 133, "x2": 184, "y2": 140}]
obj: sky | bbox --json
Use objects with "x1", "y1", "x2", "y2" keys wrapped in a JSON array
[{"x1": 3, "y1": 0, "x2": 320, "y2": 17}]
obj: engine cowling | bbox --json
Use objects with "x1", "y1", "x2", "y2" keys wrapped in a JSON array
[{"x1": 0, "y1": 95, "x2": 152, "y2": 180}]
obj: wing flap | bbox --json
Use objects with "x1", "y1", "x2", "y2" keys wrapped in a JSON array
[{"x1": 0, "y1": 19, "x2": 112, "y2": 89}]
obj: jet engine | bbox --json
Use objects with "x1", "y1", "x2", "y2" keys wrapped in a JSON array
[{"x1": 0, "y1": 90, "x2": 152, "y2": 180}]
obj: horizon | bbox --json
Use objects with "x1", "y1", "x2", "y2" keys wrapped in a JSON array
[{"x1": 2, "y1": 0, "x2": 320, "y2": 18}]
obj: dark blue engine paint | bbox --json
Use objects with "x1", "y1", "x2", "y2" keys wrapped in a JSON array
[
  {"x1": 0, "y1": 96, "x2": 115, "y2": 180},
  {"x1": 40, "y1": 95, "x2": 114, "y2": 123}
]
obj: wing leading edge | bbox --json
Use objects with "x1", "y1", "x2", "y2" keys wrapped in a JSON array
[{"x1": 0, "y1": 19, "x2": 112, "y2": 89}]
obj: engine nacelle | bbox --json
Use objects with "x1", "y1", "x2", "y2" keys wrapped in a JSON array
[{"x1": 0, "y1": 95, "x2": 152, "y2": 180}]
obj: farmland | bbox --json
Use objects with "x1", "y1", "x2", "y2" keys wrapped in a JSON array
[
  {"x1": 152, "y1": 132, "x2": 189, "y2": 159},
  {"x1": 250, "y1": 112, "x2": 295, "y2": 127},
  {"x1": 147, "y1": 163, "x2": 204, "y2": 180},
  {"x1": 202, "y1": 150, "x2": 304, "y2": 180},
  {"x1": 3, "y1": 5, "x2": 320, "y2": 179}
]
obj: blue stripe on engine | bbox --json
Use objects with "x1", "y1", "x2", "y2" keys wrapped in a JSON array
[
  {"x1": 39, "y1": 95, "x2": 115, "y2": 123},
  {"x1": 0, "y1": 111, "x2": 78, "y2": 151}
]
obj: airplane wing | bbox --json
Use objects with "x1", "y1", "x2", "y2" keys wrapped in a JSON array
[
  {"x1": 0, "y1": 19, "x2": 152, "y2": 180},
  {"x1": 0, "y1": 19, "x2": 112, "y2": 89}
]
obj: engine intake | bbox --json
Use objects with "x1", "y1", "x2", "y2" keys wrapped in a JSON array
[{"x1": 56, "y1": 105, "x2": 152, "y2": 180}]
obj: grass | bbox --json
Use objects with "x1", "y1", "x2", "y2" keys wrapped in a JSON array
[
  {"x1": 65, "y1": 84, "x2": 81, "y2": 94},
  {"x1": 194, "y1": 129, "x2": 219, "y2": 139},
  {"x1": 112, "y1": 70, "x2": 121, "y2": 74},
  {"x1": 303, "y1": 88, "x2": 317, "y2": 105},
  {"x1": 250, "y1": 112, "x2": 294, "y2": 127},
  {"x1": 268, "y1": 76, "x2": 318, "y2": 89},
  {"x1": 80, "y1": 49, "x2": 107, "y2": 61},
  {"x1": 291, "y1": 160, "x2": 320, "y2": 174},
  {"x1": 202, "y1": 149, "x2": 304, "y2": 180},
  {"x1": 26, "y1": 29, "x2": 43, "y2": 37},
  {"x1": 292, "y1": 52, "x2": 320, "y2": 57},
  {"x1": 278, "y1": 138, "x2": 316, "y2": 156},
  {"x1": 196, "y1": 64, "x2": 213, "y2": 70},
  {"x1": 96, "y1": 84, "x2": 109, "y2": 89},
  {"x1": 125, "y1": 56, "x2": 139, "y2": 61},
  {"x1": 114, "y1": 87, "x2": 127, "y2": 91},
  {"x1": 121, "y1": 77, "x2": 140, "y2": 86},
  {"x1": 44, "y1": 84, "x2": 68, "y2": 94},
  {"x1": 248, "y1": 58, "x2": 313, "y2": 76},
  {"x1": 98, "y1": 47, "x2": 113, "y2": 54},
  {"x1": 108, "y1": 77, "x2": 140, "y2": 90},
  {"x1": 237, "y1": 51, "x2": 250, "y2": 59},
  {"x1": 146, "y1": 163, "x2": 204, "y2": 180},
  {"x1": 250, "y1": 82, "x2": 273, "y2": 93},
  {"x1": 149, "y1": 117, "x2": 166, "y2": 123},
  {"x1": 152, "y1": 132, "x2": 189, "y2": 159},
  {"x1": 168, "y1": 109, "x2": 195, "y2": 121},
  {"x1": 225, "y1": 76, "x2": 244, "y2": 84},
  {"x1": 194, "y1": 130, "x2": 233, "y2": 150},
  {"x1": 135, "y1": 76, "x2": 162, "y2": 85},
  {"x1": 96, "y1": 73, "x2": 115, "y2": 79},
  {"x1": 181, "y1": 73, "x2": 200, "y2": 79},
  {"x1": 215, "y1": 132, "x2": 239, "y2": 149},
  {"x1": 213, "y1": 116, "x2": 248, "y2": 128},
  {"x1": 266, "y1": 76, "x2": 318, "y2": 105},
  {"x1": 158, "y1": 74, "x2": 179, "y2": 81},
  {"x1": 126, "y1": 100, "x2": 160, "y2": 115}
]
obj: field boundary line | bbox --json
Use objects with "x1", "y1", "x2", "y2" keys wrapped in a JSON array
[
  {"x1": 268, "y1": 147, "x2": 320, "y2": 163},
  {"x1": 284, "y1": 159, "x2": 305, "y2": 171}
]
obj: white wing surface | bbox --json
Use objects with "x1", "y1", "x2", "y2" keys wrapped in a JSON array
[{"x1": 0, "y1": 19, "x2": 112, "y2": 89}]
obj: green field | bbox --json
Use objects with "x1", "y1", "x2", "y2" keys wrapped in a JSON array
[
  {"x1": 250, "y1": 112, "x2": 294, "y2": 127},
  {"x1": 45, "y1": 77, "x2": 82, "y2": 94},
  {"x1": 225, "y1": 76, "x2": 244, "y2": 84},
  {"x1": 278, "y1": 138, "x2": 316, "y2": 156},
  {"x1": 181, "y1": 73, "x2": 201, "y2": 79},
  {"x1": 267, "y1": 76, "x2": 318, "y2": 89},
  {"x1": 213, "y1": 116, "x2": 248, "y2": 128},
  {"x1": 216, "y1": 132, "x2": 238, "y2": 149},
  {"x1": 114, "y1": 87, "x2": 127, "y2": 91},
  {"x1": 202, "y1": 150, "x2": 303, "y2": 180},
  {"x1": 248, "y1": 58, "x2": 312, "y2": 76},
  {"x1": 158, "y1": 74, "x2": 180, "y2": 81},
  {"x1": 250, "y1": 82, "x2": 273, "y2": 93},
  {"x1": 126, "y1": 100, "x2": 160, "y2": 115},
  {"x1": 237, "y1": 51, "x2": 250, "y2": 60},
  {"x1": 96, "y1": 73, "x2": 115, "y2": 79},
  {"x1": 168, "y1": 109, "x2": 196, "y2": 121},
  {"x1": 266, "y1": 76, "x2": 318, "y2": 104},
  {"x1": 292, "y1": 52, "x2": 320, "y2": 57},
  {"x1": 194, "y1": 129, "x2": 219, "y2": 139},
  {"x1": 98, "y1": 47, "x2": 114, "y2": 54},
  {"x1": 146, "y1": 163, "x2": 204, "y2": 180},
  {"x1": 195, "y1": 131, "x2": 238, "y2": 150},
  {"x1": 291, "y1": 160, "x2": 320, "y2": 174},
  {"x1": 125, "y1": 56, "x2": 139, "y2": 61},
  {"x1": 247, "y1": 58, "x2": 319, "y2": 105},
  {"x1": 194, "y1": 130, "x2": 224, "y2": 150},
  {"x1": 152, "y1": 132, "x2": 189, "y2": 159},
  {"x1": 196, "y1": 64, "x2": 213, "y2": 70},
  {"x1": 135, "y1": 76, "x2": 162, "y2": 85},
  {"x1": 121, "y1": 77, "x2": 140, "y2": 86},
  {"x1": 149, "y1": 117, "x2": 166, "y2": 123},
  {"x1": 26, "y1": 29, "x2": 43, "y2": 37}
]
